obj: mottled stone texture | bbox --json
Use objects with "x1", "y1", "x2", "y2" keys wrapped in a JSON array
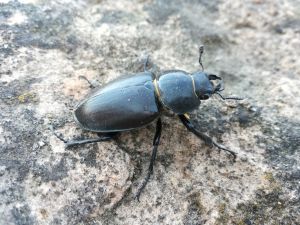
[{"x1": 0, "y1": 0, "x2": 299, "y2": 224}]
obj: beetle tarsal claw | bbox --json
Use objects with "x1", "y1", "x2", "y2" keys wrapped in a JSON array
[
  {"x1": 212, "y1": 141, "x2": 237, "y2": 160},
  {"x1": 49, "y1": 125, "x2": 68, "y2": 143},
  {"x1": 134, "y1": 170, "x2": 153, "y2": 201},
  {"x1": 215, "y1": 92, "x2": 244, "y2": 101}
]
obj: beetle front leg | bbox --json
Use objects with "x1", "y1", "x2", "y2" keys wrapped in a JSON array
[
  {"x1": 134, "y1": 118, "x2": 162, "y2": 201},
  {"x1": 79, "y1": 75, "x2": 101, "y2": 89},
  {"x1": 178, "y1": 115, "x2": 236, "y2": 159}
]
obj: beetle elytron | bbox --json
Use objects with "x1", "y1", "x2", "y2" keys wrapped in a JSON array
[{"x1": 53, "y1": 46, "x2": 242, "y2": 200}]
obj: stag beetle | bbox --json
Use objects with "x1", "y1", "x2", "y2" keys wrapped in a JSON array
[{"x1": 53, "y1": 46, "x2": 242, "y2": 200}]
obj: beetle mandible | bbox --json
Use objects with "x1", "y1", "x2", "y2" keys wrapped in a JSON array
[{"x1": 53, "y1": 46, "x2": 242, "y2": 200}]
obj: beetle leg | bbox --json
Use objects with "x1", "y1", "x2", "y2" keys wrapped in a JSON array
[
  {"x1": 79, "y1": 75, "x2": 100, "y2": 89},
  {"x1": 50, "y1": 126, "x2": 117, "y2": 148},
  {"x1": 215, "y1": 92, "x2": 244, "y2": 101},
  {"x1": 134, "y1": 118, "x2": 162, "y2": 201},
  {"x1": 178, "y1": 115, "x2": 236, "y2": 160},
  {"x1": 64, "y1": 133, "x2": 118, "y2": 148}
]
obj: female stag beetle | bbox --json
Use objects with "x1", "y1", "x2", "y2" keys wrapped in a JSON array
[{"x1": 53, "y1": 46, "x2": 242, "y2": 200}]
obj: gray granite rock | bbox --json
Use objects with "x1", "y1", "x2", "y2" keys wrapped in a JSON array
[{"x1": 0, "y1": 0, "x2": 299, "y2": 224}]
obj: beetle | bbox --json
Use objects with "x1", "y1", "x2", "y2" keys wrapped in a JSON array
[{"x1": 53, "y1": 46, "x2": 242, "y2": 200}]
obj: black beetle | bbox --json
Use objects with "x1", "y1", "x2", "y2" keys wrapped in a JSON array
[{"x1": 53, "y1": 46, "x2": 242, "y2": 200}]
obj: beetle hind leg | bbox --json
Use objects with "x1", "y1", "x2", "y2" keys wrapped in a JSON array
[
  {"x1": 64, "y1": 132, "x2": 118, "y2": 148},
  {"x1": 134, "y1": 118, "x2": 162, "y2": 201},
  {"x1": 50, "y1": 125, "x2": 117, "y2": 148},
  {"x1": 178, "y1": 115, "x2": 236, "y2": 160}
]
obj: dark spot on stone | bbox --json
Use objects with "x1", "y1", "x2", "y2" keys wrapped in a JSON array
[
  {"x1": 287, "y1": 170, "x2": 300, "y2": 180},
  {"x1": 0, "y1": 9, "x2": 13, "y2": 19},
  {"x1": 1, "y1": 107, "x2": 41, "y2": 178},
  {"x1": 39, "y1": 208, "x2": 48, "y2": 219},
  {"x1": 66, "y1": 34, "x2": 80, "y2": 49},
  {"x1": 273, "y1": 25, "x2": 284, "y2": 34},
  {"x1": 11, "y1": 204, "x2": 35, "y2": 225},
  {"x1": 234, "y1": 188, "x2": 295, "y2": 224},
  {"x1": 0, "y1": 77, "x2": 41, "y2": 105},
  {"x1": 200, "y1": 33, "x2": 227, "y2": 47},
  {"x1": 262, "y1": 119, "x2": 300, "y2": 209},
  {"x1": 183, "y1": 193, "x2": 206, "y2": 225},
  {"x1": 237, "y1": 109, "x2": 251, "y2": 125},
  {"x1": 197, "y1": 0, "x2": 220, "y2": 12},
  {"x1": 265, "y1": 119, "x2": 300, "y2": 163},
  {"x1": 52, "y1": 218, "x2": 63, "y2": 225},
  {"x1": 0, "y1": 70, "x2": 12, "y2": 75},
  {"x1": 244, "y1": 218, "x2": 252, "y2": 225},
  {"x1": 31, "y1": 157, "x2": 73, "y2": 182},
  {"x1": 231, "y1": 105, "x2": 262, "y2": 127},
  {"x1": 98, "y1": 210, "x2": 118, "y2": 225},
  {"x1": 144, "y1": 0, "x2": 179, "y2": 25},
  {"x1": 158, "y1": 214, "x2": 166, "y2": 222},
  {"x1": 59, "y1": 178, "x2": 107, "y2": 224},
  {"x1": 0, "y1": 175, "x2": 26, "y2": 206},
  {"x1": 158, "y1": 153, "x2": 174, "y2": 168},
  {"x1": 122, "y1": 36, "x2": 161, "y2": 57},
  {"x1": 193, "y1": 103, "x2": 233, "y2": 139},
  {"x1": 272, "y1": 18, "x2": 300, "y2": 34},
  {"x1": 98, "y1": 10, "x2": 134, "y2": 25},
  {"x1": 145, "y1": 0, "x2": 220, "y2": 26},
  {"x1": 79, "y1": 147, "x2": 97, "y2": 168},
  {"x1": 2, "y1": 1, "x2": 79, "y2": 54},
  {"x1": 241, "y1": 117, "x2": 300, "y2": 224},
  {"x1": 0, "y1": 43, "x2": 14, "y2": 58}
]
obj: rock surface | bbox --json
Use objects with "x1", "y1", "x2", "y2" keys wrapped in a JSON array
[{"x1": 0, "y1": 0, "x2": 299, "y2": 224}]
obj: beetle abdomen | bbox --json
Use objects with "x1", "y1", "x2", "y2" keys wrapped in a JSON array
[
  {"x1": 157, "y1": 71, "x2": 200, "y2": 114},
  {"x1": 74, "y1": 72, "x2": 160, "y2": 132}
]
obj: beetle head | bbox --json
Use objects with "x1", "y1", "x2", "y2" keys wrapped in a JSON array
[
  {"x1": 192, "y1": 46, "x2": 242, "y2": 101},
  {"x1": 192, "y1": 72, "x2": 224, "y2": 100},
  {"x1": 193, "y1": 46, "x2": 224, "y2": 100}
]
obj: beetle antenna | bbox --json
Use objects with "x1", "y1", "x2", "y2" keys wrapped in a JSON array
[
  {"x1": 215, "y1": 92, "x2": 243, "y2": 101},
  {"x1": 144, "y1": 55, "x2": 150, "y2": 72},
  {"x1": 199, "y1": 45, "x2": 204, "y2": 71}
]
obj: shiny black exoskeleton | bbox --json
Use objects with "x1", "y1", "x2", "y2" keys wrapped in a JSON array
[{"x1": 53, "y1": 46, "x2": 242, "y2": 200}]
